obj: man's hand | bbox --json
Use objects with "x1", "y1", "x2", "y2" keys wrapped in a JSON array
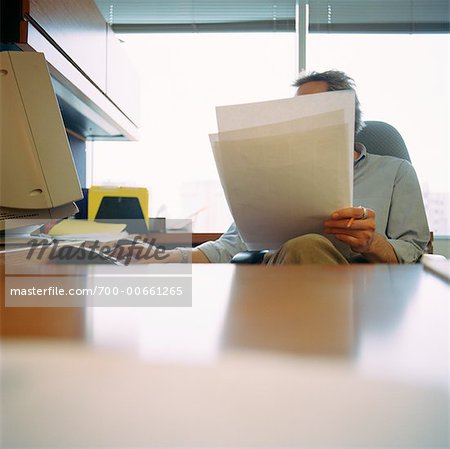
[
  {"x1": 324, "y1": 206, "x2": 376, "y2": 254},
  {"x1": 323, "y1": 207, "x2": 398, "y2": 263}
]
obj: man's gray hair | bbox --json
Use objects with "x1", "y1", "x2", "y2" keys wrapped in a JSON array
[{"x1": 293, "y1": 70, "x2": 365, "y2": 134}]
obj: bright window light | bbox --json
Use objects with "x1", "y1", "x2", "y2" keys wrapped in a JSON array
[
  {"x1": 91, "y1": 32, "x2": 449, "y2": 236},
  {"x1": 308, "y1": 33, "x2": 450, "y2": 235},
  {"x1": 91, "y1": 33, "x2": 297, "y2": 232}
]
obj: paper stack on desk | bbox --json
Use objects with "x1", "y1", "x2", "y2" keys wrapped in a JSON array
[
  {"x1": 47, "y1": 219, "x2": 128, "y2": 242},
  {"x1": 210, "y1": 90, "x2": 355, "y2": 250}
]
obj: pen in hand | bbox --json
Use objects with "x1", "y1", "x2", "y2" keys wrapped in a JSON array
[{"x1": 346, "y1": 205, "x2": 367, "y2": 228}]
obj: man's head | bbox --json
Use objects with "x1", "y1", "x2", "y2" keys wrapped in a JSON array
[{"x1": 293, "y1": 70, "x2": 364, "y2": 134}]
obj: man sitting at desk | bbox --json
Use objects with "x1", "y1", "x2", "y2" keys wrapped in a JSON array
[{"x1": 131, "y1": 70, "x2": 430, "y2": 265}]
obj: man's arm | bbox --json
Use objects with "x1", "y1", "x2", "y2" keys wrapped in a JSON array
[
  {"x1": 325, "y1": 159, "x2": 430, "y2": 264},
  {"x1": 113, "y1": 224, "x2": 243, "y2": 264},
  {"x1": 192, "y1": 248, "x2": 210, "y2": 263},
  {"x1": 111, "y1": 243, "x2": 211, "y2": 263},
  {"x1": 195, "y1": 223, "x2": 248, "y2": 263},
  {"x1": 155, "y1": 247, "x2": 211, "y2": 263},
  {"x1": 383, "y1": 161, "x2": 430, "y2": 263}
]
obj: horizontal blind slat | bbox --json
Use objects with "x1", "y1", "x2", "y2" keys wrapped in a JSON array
[{"x1": 94, "y1": 0, "x2": 450, "y2": 33}]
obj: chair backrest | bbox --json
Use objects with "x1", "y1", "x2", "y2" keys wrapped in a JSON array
[
  {"x1": 357, "y1": 121, "x2": 435, "y2": 254},
  {"x1": 357, "y1": 120, "x2": 411, "y2": 163}
]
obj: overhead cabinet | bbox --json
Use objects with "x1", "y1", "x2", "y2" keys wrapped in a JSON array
[{"x1": 1, "y1": 0, "x2": 139, "y2": 140}]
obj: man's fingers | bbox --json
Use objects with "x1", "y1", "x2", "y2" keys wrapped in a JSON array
[
  {"x1": 324, "y1": 219, "x2": 376, "y2": 231},
  {"x1": 334, "y1": 234, "x2": 359, "y2": 244},
  {"x1": 331, "y1": 206, "x2": 374, "y2": 220}
]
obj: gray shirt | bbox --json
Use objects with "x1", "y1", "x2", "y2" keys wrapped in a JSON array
[{"x1": 198, "y1": 145, "x2": 430, "y2": 263}]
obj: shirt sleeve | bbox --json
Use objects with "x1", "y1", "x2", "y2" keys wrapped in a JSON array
[
  {"x1": 386, "y1": 160, "x2": 430, "y2": 263},
  {"x1": 196, "y1": 222, "x2": 248, "y2": 263}
]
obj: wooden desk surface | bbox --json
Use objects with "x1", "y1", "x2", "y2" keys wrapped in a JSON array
[{"x1": 1, "y1": 263, "x2": 449, "y2": 448}]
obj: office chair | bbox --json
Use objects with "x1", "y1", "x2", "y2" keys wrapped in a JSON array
[
  {"x1": 357, "y1": 120, "x2": 411, "y2": 162},
  {"x1": 230, "y1": 120, "x2": 434, "y2": 264}
]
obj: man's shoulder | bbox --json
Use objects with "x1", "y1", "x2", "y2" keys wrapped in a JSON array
[
  {"x1": 365, "y1": 152, "x2": 418, "y2": 183},
  {"x1": 366, "y1": 152, "x2": 411, "y2": 169}
]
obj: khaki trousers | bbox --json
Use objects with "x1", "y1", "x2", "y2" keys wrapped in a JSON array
[{"x1": 264, "y1": 234, "x2": 349, "y2": 265}]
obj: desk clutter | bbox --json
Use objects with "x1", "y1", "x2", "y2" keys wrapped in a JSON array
[
  {"x1": 74, "y1": 186, "x2": 150, "y2": 234},
  {"x1": 74, "y1": 186, "x2": 174, "y2": 235},
  {"x1": 47, "y1": 219, "x2": 128, "y2": 240},
  {"x1": 0, "y1": 185, "x2": 191, "y2": 264},
  {"x1": 87, "y1": 186, "x2": 149, "y2": 221}
]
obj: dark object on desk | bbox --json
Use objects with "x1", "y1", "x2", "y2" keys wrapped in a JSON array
[
  {"x1": 95, "y1": 196, "x2": 148, "y2": 234},
  {"x1": 231, "y1": 250, "x2": 269, "y2": 264},
  {"x1": 74, "y1": 188, "x2": 89, "y2": 220}
]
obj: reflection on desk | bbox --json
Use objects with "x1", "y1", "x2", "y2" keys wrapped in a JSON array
[{"x1": 1, "y1": 264, "x2": 449, "y2": 448}]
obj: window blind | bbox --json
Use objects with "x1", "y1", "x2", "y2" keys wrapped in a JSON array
[
  {"x1": 95, "y1": 0, "x2": 296, "y2": 32},
  {"x1": 94, "y1": 0, "x2": 450, "y2": 33},
  {"x1": 309, "y1": 0, "x2": 450, "y2": 33}
]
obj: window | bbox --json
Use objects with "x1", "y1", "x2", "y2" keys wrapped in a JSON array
[
  {"x1": 91, "y1": 32, "x2": 297, "y2": 231},
  {"x1": 308, "y1": 33, "x2": 450, "y2": 235},
  {"x1": 91, "y1": 0, "x2": 449, "y2": 235}
]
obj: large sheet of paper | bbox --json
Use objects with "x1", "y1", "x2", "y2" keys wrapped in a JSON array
[{"x1": 210, "y1": 91, "x2": 355, "y2": 250}]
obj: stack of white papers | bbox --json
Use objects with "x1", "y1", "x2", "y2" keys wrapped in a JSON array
[
  {"x1": 47, "y1": 219, "x2": 128, "y2": 242},
  {"x1": 210, "y1": 91, "x2": 355, "y2": 250}
]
